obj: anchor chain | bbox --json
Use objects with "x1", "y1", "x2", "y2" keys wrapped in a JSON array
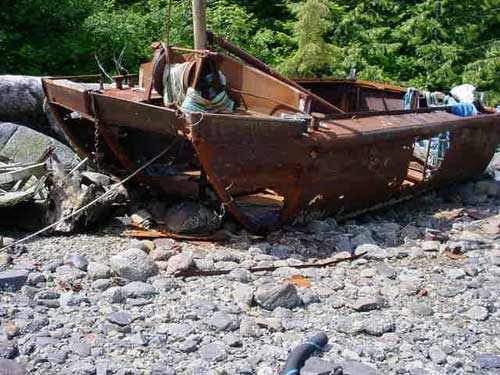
[{"x1": 93, "y1": 117, "x2": 102, "y2": 171}]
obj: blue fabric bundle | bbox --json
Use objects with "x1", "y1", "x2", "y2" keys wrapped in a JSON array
[
  {"x1": 404, "y1": 87, "x2": 418, "y2": 110},
  {"x1": 449, "y1": 103, "x2": 478, "y2": 117}
]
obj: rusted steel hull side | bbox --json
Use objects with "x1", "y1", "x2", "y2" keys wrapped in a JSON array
[{"x1": 191, "y1": 111, "x2": 500, "y2": 233}]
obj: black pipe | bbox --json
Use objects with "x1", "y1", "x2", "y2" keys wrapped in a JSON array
[{"x1": 282, "y1": 332, "x2": 329, "y2": 375}]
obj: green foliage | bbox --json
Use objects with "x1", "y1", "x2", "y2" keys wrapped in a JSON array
[
  {"x1": 0, "y1": 0, "x2": 97, "y2": 75},
  {"x1": 1, "y1": 0, "x2": 499, "y2": 103},
  {"x1": 279, "y1": 0, "x2": 344, "y2": 77}
]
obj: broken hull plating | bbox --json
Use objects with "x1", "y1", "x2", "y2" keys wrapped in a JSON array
[{"x1": 42, "y1": 63, "x2": 500, "y2": 233}]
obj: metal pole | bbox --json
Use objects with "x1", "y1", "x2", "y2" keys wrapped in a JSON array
[{"x1": 192, "y1": 0, "x2": 207, "y2": 49}]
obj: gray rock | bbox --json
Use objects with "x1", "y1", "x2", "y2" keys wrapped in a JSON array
[
  {"x1": 43, "y1": 259, "x2": 64, "y2": 272},
  {"x1": 150, "y1": 362, "x2": 176, "y2": 375},
  {"x1": 255, "y1": 317, "x2": 283, "y2": 332},
  {"x1": 129, "y1": 331, "x2": 148, "y2": 346},
  {"x1": 333, "y1": 234, "x2": 354, "y2": 253},
  {"x1": 375, "y1": 264, "x2": 397, "y2": 279},
  {"x1": 463, "y1": 305, "x2": 489, "y2": 321},
  {"x1": 300, "y1": 289, "x2": 321, "y2": 305},
  {"x1": 223, "y1": 333, "x2": 242, "y2": 348},
  {"x1": 447, "y1": 356, "x2": 463, "y2": 368},
  {"x1": 363, "y1": 315, "x2": 395, "y2": 336},
  {"x1": 370, "y1": 222, "x2": 401, "y2": 246},
  {"x1": 307, "y1": 220, "x2": 331, "y2": 234},
  {"x1": 400, "y1": 224, "x2": 421, "y2": 240},
  {"x1": 233, "y1": 284, "x2": 255, "y2": 308},
  {"x1": 199, "y1": 342, "x2": 227, "y2": 362},
  {"x1": 47, "y1": 350, "x2": 69, "y2": 364},
  {"x1": 239, "y1": 318, "x2": 260, "y2": 337},
  {"x1": 72, "y1": 343, "x2": 91, "y2": 357},
  {"x1": 355, "y1": 244, "x2": 389, "y2": 260},
  {"x1": 438, "y1": 285, "x2": 467, "y2": 298},
  {"x1": 163, "y1": 202, "x2": 221, "y2": 234},
  {"x1": 166, "y1": 253, "x2": 194, "y2": 275},
  {"x1": 55, "y1": 265, "x2": 87, "y2": 284},
  {"x1": 228, "y1": 268, "x2": 253, "y2": 283},
  {"x1": 428, "y1": 345, "x2": 447, "y2": 364},
  {"x1": 64, "y1": 360, "x2": 96, "y2": 375},
  {"x1": 0, "y1": 358, "x2": 26, "y2": 375},
  {"x1": 59, "y1": 291, "x2": 89, "y2": 307},
  {"x1": 163, "y1": 323, "x2": 193, "y2": 340},
  {"x1": 475, "y1": 180, "x2": 499, "y2": 196},
  {"x1": 0, "y1": 254, "x2": 12, "y2": 270},
  {"x1": 104, "y1": 287, "x2": 125, "y2": 303},
  {"x1": 0, "y1": 270, "x2": 28, "y2": 291},
  {"x1": 255, "y1": 283, "x2": 302, "y2": 310},
  {"x1": 351, "y1": 231, "x2": 377, "y2": 247},
  {"x1": 341, "y1": 361, "x2": 377, "y2": 375},
  {"x1": 26, "y1": 272, "x2": 45, "y2": 286},
  {"x1": 0, "y1": 341, "x2": 18, "y2": 359},
  {"x1": 0, "y1": 122, "x2": 78, "y2": 167},
  {"x1": 121, "y1": 281, "x2": 157, "y2": 298},
  {"x1": 149, "y1": 248, "x2": 176, "y2": 262},
  {"x1": 335, "y1": 317, "x2": 365, "y2": 335},
  {"x1": 87, "y1": 262, "x2": 112, "y2": 280},
  {"x1": 350, "y1": 296, "x2": 387, "y2": 312},
  {"x1": 180, "y1": 335, "x2": 201, "y2": 353},
  {"x1": 108, "y1": 312, "x2": 132, "y2": 326},
  {"x1": 445, "y1": 268, "x2": 466, "y2": 280},
  {"x1": 110, "y1": 249, "x2": 158, "y2": 281},
  {"x1": 409, "y1": 302, "x2": 434, "y2": 317},
  {"x1": 65, "y1": 255, "x2": 89, "y2": 271},
  {"x1": 421, "y1": 240, "x2": 440, "y2": 252},
  {"x1": 477, "y1": 354, "x2": 500, "y2": 369},
  {"x1": 92, "y1": 279, "x2": 112, "y2": 290},
  {"x1": 301, "y1": 357, "x2": 342, "y2": 375},
  {"x1": 207, "y1": 311, "x2": 239, "y2": 332},
  {"x1": 151, "y1": 277, "x2": 179, "y2": 292}
]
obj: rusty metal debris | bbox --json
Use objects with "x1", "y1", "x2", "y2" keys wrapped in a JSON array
[
  {"x1": 443, "y1": 250, "x2": 468, "y2": 261},
  {"x1": 124, "y1": 229, "x2": 228, "y2": 242},
  {"x1": 288, "y1": 275, "x2": 312, "y2": 288},
  {"x1": 41, "y1": 32, "x2": 500, "y2": 234}
]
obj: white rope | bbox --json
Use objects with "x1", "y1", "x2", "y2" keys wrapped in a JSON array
[{"x1": 0, "y1": 140, "x2": 178, "y2": 253}]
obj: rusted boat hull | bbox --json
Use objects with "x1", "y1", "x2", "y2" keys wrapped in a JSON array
[
  {"x1": 190, "y1": 109, "x2": 498, "y2": 232},
  {"x1": 42, "y1": 48, "x2": 500, "y2": 233}
]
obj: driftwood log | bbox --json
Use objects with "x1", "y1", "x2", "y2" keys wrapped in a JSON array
[{"x1": 45, "y1": 163, "x2": 128, "y2": 233}]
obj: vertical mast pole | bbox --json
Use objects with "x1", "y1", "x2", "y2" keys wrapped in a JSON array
[{"x1": 192, "y1": 0, "x2": 207, "y2": 49}]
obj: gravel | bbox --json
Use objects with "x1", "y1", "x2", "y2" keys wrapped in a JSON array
[{"x1": 0, "y1": 177, "x2": 499, "y2": 374}]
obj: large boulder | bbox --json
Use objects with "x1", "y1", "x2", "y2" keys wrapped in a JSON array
[
  {"x1": 0, "y1": 122, "x2": 78, "y2": 168},
  {"x1": 0, "y1": 76, "x2": 48, "y2": 133}
]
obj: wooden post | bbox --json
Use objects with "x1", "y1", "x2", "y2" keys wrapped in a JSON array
[{"x1": 192, "y1": 0, "x2": 207, "y2": 50}]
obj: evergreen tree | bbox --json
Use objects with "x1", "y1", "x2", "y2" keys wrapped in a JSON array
[{"x1": 279, "y1": 0, "x2": 343, "y2": 78}]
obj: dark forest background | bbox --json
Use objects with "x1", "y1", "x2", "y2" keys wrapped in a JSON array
[{"x1": 1, "y1": 0, "x2": 498, "y2": 103}]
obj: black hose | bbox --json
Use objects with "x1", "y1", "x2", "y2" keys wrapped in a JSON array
[{"x1": 281, "y1": 332, "x2": 329, "y2": 375}]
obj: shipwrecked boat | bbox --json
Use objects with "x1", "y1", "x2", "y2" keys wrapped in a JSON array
[{"x1": 42, "y1": 32, "x2": 500, "y2": 233}]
